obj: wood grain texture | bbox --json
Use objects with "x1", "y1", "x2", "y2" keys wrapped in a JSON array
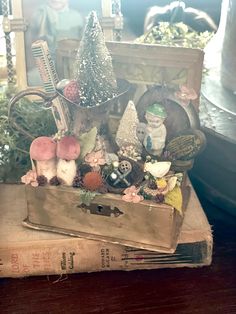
[
  {"x1": 25, "y1": 184, "x2": 186, "y2": 253},
  {"x1": 0, "y1": 217, "x2": 235, "y2": 314}
]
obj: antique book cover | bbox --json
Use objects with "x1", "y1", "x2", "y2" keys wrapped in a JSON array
[{"x1": 0, "y1": 183, "x2": 212, "y2": 278}]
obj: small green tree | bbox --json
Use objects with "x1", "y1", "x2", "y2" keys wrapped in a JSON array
[{"x1": 76, "y1": 11, "x2": 117, "y2": 108}]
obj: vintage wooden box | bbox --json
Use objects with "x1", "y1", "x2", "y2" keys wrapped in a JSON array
[
  {"x1": 10, "y1": 38, "x2": 204, "y2": 253},
  {"x1": 24, "y1": 184, "x2": 190, "y2": 253}
]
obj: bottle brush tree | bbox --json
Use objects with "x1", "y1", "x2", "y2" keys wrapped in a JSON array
[{"x1": 76, "y1": 11, "x2": 117, "y2": 108}]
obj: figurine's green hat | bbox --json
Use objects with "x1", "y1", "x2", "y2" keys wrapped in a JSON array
[{"x1": 146, "y1": 103, "x2": 167, "y2": 119}]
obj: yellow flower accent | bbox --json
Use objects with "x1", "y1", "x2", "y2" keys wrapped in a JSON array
[{"x1": 156, "y1": 178, "x2": 167, "y2": 190}]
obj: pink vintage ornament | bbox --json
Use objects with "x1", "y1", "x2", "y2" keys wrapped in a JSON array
[
  {"x1": 175, "y1": 85, "x2": 198, "y2": 104},
  {"x1": 63, "y1": 80, "x2": 80, "y2": 103}
]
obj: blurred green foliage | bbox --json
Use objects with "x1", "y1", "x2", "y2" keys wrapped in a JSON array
[
  {"x1": 136, "y1": 22, "x2": 213, "y2": 49},
  {"x1": 0, "y1": 88, "x2": 57, "y2": 182}
]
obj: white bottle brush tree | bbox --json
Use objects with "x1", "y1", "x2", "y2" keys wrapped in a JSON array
[
  {"x1": 116, "y1": 100, "x2": 142, "y2": 153},
  {"x1": 76, "y1": 11, "x2": 117, "y2": 108}
]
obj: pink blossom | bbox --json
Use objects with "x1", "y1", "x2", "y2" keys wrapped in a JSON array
[
  {"x1": 21, "y1": 169, "x2": 39, "y2": 187},
  {"x1": 85, "y1": 150, "x2": 106, "y2": 168},
  {"x1": 175, "y1": 85, "x2": 198, "y2": 104},
  {"x1": 122, "y1": 186, "x2": 144, "y2": 203}
]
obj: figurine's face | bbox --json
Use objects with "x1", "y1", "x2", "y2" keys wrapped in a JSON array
[
  {"x1": 145, "y1": 112, "x2": 165, "y2": 128},
  {"x1": 47, "y1": 0, "x2": 68, "y2": 11}
]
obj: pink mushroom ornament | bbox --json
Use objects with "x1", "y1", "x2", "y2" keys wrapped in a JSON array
[
  {"x1": 30, "y1": 136, "x2": 57, "y2": 182},
  {"x1": 56, "y1": 136, "x2": 80, "y2": 186}
]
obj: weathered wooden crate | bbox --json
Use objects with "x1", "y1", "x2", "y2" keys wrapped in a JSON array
[
  {"x1": 10, "y1": 39, "x2": 203, "y2": 253},
  {"x1": 25, "y1": 184, "x2": 190, "y2": 253}
]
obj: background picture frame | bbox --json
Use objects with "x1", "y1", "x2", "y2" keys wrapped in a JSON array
[
  {"x1": 12, "y1": 0, "x2": 204, "y2": 110},
  {"x1": 12, "y1": 0, "x2": 119, "y2": 89}
]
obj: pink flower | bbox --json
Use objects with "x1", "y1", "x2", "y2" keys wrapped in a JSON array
[
  {"x1": 175, "y1": 85, "x2": 198, "y2": 105},
  {"x1": 21, "y1": 169, "x2": 39, "y2": 187},
  {"x1": 85, "y1": 150, "x2": 106, "y2": 168},
  {"x1": 122, "y1": 186, "x2": 144, "y2": 203}
]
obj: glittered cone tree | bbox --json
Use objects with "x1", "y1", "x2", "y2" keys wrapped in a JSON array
[
  {"x1": 76, "y1": 11, "x2": 117, "y2": 108},
  {"x1": 116, "y1": 100, "x2": 142, "y2": 153}
]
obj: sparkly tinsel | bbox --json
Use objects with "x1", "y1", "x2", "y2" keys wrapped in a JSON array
[{"x1": 76, "y1": 11, "x2": 117, "y2": 108}]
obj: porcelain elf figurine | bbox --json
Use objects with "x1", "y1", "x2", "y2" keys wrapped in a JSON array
[{"x1": 143, "y1": 103, "x2": 167, "y2": 156}]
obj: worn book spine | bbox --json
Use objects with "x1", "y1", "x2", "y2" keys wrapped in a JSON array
[{"x1": 0, "y1": 237, "x2": 211, "y2": 278}]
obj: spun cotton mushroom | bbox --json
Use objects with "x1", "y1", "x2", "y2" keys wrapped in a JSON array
[
  {"x1": 56, "y1": 136, "x2": 80, "y2": 186},
  {"x1": 30, "y1": 136, "x2": 57, "y2": 182}
]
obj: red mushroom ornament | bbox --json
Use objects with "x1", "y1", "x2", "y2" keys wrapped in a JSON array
[
  {"x1": 56, "y1": 136, "x2": 80, "y2": 186},
  {"x1": 30, "y1": 136, "x2": 57, "y2": 182}
]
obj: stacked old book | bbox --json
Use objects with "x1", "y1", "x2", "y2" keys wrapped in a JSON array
[{"x1": 0, "y1": 182, "x2": 212, "y2": 278}]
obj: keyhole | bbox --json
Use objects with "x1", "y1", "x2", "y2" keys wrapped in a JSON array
[{"x1": 97, "y1": 205, "x2": 103, "y2": 213}]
